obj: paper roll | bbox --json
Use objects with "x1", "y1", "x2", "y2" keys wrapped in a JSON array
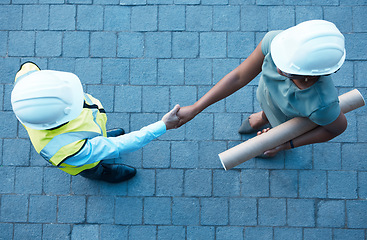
[{"x1": 219, "y1": 89, "x2": 365, "y2": 170}]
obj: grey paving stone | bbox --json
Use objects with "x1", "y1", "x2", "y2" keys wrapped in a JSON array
[
  {"x1": 104, "y1": 6, "x2": 130, "y2": 31},
  {"x1": 316, "y1": 200, "x2": 345, "y2": 228},
  {"x1": 244, "y1": 227, "x2": 273, "y2": 240},
  {"x1": 29, "y1": 195, "x2": 57, "y2": 223},
  {"x1": 63, "y1": 32, "x2": 89, "y2": 58},
  {"x1": 8, "y1": 31, "x2": 35, "y2": 57},
  {"x1": 241, "y1": 169, "x2": 269, "y2": 197},
  {"x1": 287, "y1": 199, "x2": 315, "y2": 227},
  {"x1": 42, "y1": 224, "x2": 71, "y2": 240},
  {"x1": 184, "y1": 169, "x2": 212, "y2": 197},
  {"x1": 23, "y1": 5, "x2": 49, "y2": 30},
  {"x1": 216, "y1": 226, "x2": 244, "y2": 240},
  {"x1": 144, "y1": 197, "x2": 171, "y2": 225},
  {"x1": 127, "y1": 169, "x2": 155, "y2": 196},
  {"x1": 270, "y1": 170, "x2": 298, "y2": 197},
  {"x1": 229, "y1": 198, "x2": 257, "y2": 226},
  {"x1": 157, "y1": 226, "x2": 185, "y2": 240},
  {"x1": 129, "y1": 226, "x2": 156, "y2": 240},
  {"x1": 14, "y1": 224, "x2": 42, "y2": 240},
  {"x1": 58, "y1": 196, "x2": 86, "y2": 224},
  {"x1": 15, "y1": 167, "x2": 43, "y2": 194},
  {"x1": 87, "y1": 196, "x2": 115, "y2": 224},
  {"x1": 0, "y1": 6, "x2": 22, "y2": 30},
  {"x1": 49, "y1": 5, "x2": 75, "y2": 30},
  {"x1": 77, "y1": 5, "x2": 103, "y2": 31},
  {"x1": 327, "y1": 171, "x2": 358, "y2": 199},
  {"x1": 213, "y1": 169, "x2": 241, "y2": 196},
  {"x1": 0, "y1": 223, "x2": 13, "y2": 240},
  {"x1": 0, "y1": 195, "x2": 28, "y2": 222},
  {"x1": 100, "y1": 225, "x2": 128, "y2": 240},
  {"x1": 71, "y1": 224, "x2": 99, "y2": 240},
  {"x1": 0, "y1": 166, "x2": 15, "y2": 193},
  {"x1": 115, "y1": 197, "x2": 143, "y2": 224},
  {"x1": 201, "y1": 198, "x2": 228, "y2": 226},
  {"x1": 172, "y1": 197, "x2": 200, "y2": 225},
  {"x1": 333, "y1": 229, "x2": 365, "y2": 240},
  {"x1": 36, "y1": 31, "x2": 62, "y2": 57},
  {"x1": 156, "y1": 169, "x2": 183, "y2": 196},
  {"x1": 274, "y1": 227, "x2": 303, "y2": 240},
  {"x1": 303, "y1": 228, "x2": 332, "y2": 240},
  {"x1": 346, "y1": 200, "x2": 367, "y2": 228},
  {"x1": 258, "y1": 198, "x2": 286, "y2": 226},
  {"x1": 171, "y1": 141, "x2": 199, "y2": 168},
  {"x1": 131, "y1": 6, "x2": 157, "y2": 31},
  {"x1": 187, "y1": 226, "x2": 215, "y2": 240}
]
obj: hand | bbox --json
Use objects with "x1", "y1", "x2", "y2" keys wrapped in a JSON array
[
  {"x1": 176, "y1": 105, "x2": 200, "y2": 128},
  {"x1": 161, "y1": 104, "x2": 180, "y2": 130},
  {"x1": 257, "y1": 128, "x2": 288, "y2": 157}
]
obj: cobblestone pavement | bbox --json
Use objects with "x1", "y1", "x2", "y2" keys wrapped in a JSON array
[{"x1": 1, "y1": 0, "x2": 367, "y2": 239}]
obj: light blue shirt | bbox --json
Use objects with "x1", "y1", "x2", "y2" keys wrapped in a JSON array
[{"x1": 63, "y1": 121, "x2": 166, "y2": 167}]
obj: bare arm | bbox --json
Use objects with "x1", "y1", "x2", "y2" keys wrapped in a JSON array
[
  {"x1": 177, "y1": 41, "x2": 265, "y2": 127},
  {"x1": 264, "y1": 111, "x2": 348, "y2": 156}
]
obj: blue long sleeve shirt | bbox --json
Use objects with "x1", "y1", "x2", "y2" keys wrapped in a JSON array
[{"x1": 63, "y1": 121, "x2": 166, "y2": 167}]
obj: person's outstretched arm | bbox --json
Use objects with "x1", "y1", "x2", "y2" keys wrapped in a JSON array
[
  {"x1": 63, "y1": 105, "x2": 181, "y2": 167},
  {"x1": 177, "y1": 41, "x2": 265, "y2": 127}
]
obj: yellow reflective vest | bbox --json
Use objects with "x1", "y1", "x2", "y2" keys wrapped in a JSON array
[{"x1": 15, "y1": 62, "x2": 107, "y2": 175}]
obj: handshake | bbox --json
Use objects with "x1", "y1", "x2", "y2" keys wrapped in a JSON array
[
  {"x1": 161, "y1": 104, "x2": 198, "y2": 130},
  {"x1": 161, "y1": 104, "x2": 181, "y2": 130}
]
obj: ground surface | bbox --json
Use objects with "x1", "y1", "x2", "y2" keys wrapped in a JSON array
[{"x1": 0, "y1": 0, "x2": 367, "y2": 239}]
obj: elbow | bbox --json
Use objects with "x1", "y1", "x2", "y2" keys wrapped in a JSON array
[
  {"x1": 338, "y1": 118, "x2": 348, "y2": 135},
  {"x1": 323, "y1": 112, "x2": 348, "y2": 138},
  {"x1": 338, "y1": 113, "x2": 348, "y2": 136},
  {"x1": 331, "y1": 115, "x2": 348, "y2": 137}
]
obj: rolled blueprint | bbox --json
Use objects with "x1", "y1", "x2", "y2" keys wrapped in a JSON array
[{"x1": 219, "y1": 89, "x2": 365, "y2": 170}]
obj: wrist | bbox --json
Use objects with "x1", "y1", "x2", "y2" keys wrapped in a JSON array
[
  {"x1": 192, "y1": 102, "x2": 204, "y2": 115},
  {"x1": 284, "y1": 140, "x2": 294, "y2": 150},
  {"x1": 279, "y1": 141, "x2": 290, "y2": 151}
]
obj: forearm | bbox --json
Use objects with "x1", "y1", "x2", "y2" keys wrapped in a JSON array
[
  {"x1": 192, "y1": 72, "x2": 246, "y2": 114},
  {"x1": 113, "y1": 121, "x2": 166, "y2": 155},
  {"x1": 288, "y1": 111, "x2": 347, "y2": 150},
  {"x1": 63, "y1": 121, "x2": 167, "y2": 167},
  {"x1": 176, "y1": 42, "x2": 264, "y2": 127},
  {"x1": 193, "y1": 43, "x2": 264, "y2": 114},
  {"x1": 285, "y1": 125, "x2": 344, "y2": 151}
]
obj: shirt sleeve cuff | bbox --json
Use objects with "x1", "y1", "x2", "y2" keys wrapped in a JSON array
[{"x1": 149, "y1": 120, "x2": 167, "y2": 137}]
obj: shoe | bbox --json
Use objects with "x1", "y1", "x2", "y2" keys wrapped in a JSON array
[
  {"x1": 107, "y1": 128, "x2": 125, "y2": 137},
  {"x1": 238, "y1": 117, "x2": 259, "y2": 134},
  {"x1": 100, "y1": 164, "x2": 137, "y2": 183}
]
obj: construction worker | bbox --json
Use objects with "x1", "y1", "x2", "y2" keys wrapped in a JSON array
[
  {"x1": 11, "y1": 62, "x2": 180, "y2": 183},
  {"x1": 177, "y1": 20, "x2": 347, "y2": 157}
]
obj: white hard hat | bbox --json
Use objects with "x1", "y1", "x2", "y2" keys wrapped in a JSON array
[
  {"x1": 271, "y1": 20, "x2": 346, "y2": 76},
  {"x1": 11, "y1": 70, "x2": 84, "y2": 130}
]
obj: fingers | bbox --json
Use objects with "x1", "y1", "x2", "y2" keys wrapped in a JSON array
[
  {"x1": 257, "y1": 127, "x2": 270, "y2": 135},
  {"x1": 170, "y1": 104, "x2": 180, "y2": 115},
  {"x1": 161, "y1": 104, "x2": 182, "y2": 130},
  {"x1": 263, "y1": 149, "x2": 277, "y2": 157}
]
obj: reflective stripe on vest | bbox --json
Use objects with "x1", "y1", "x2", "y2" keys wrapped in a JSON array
[
  {"x1": 16, "y1": 70, "x2": 38, "y2": 83},
  {"x1": 39, "y1": 130, "x2": 100, "y2": 162}
]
